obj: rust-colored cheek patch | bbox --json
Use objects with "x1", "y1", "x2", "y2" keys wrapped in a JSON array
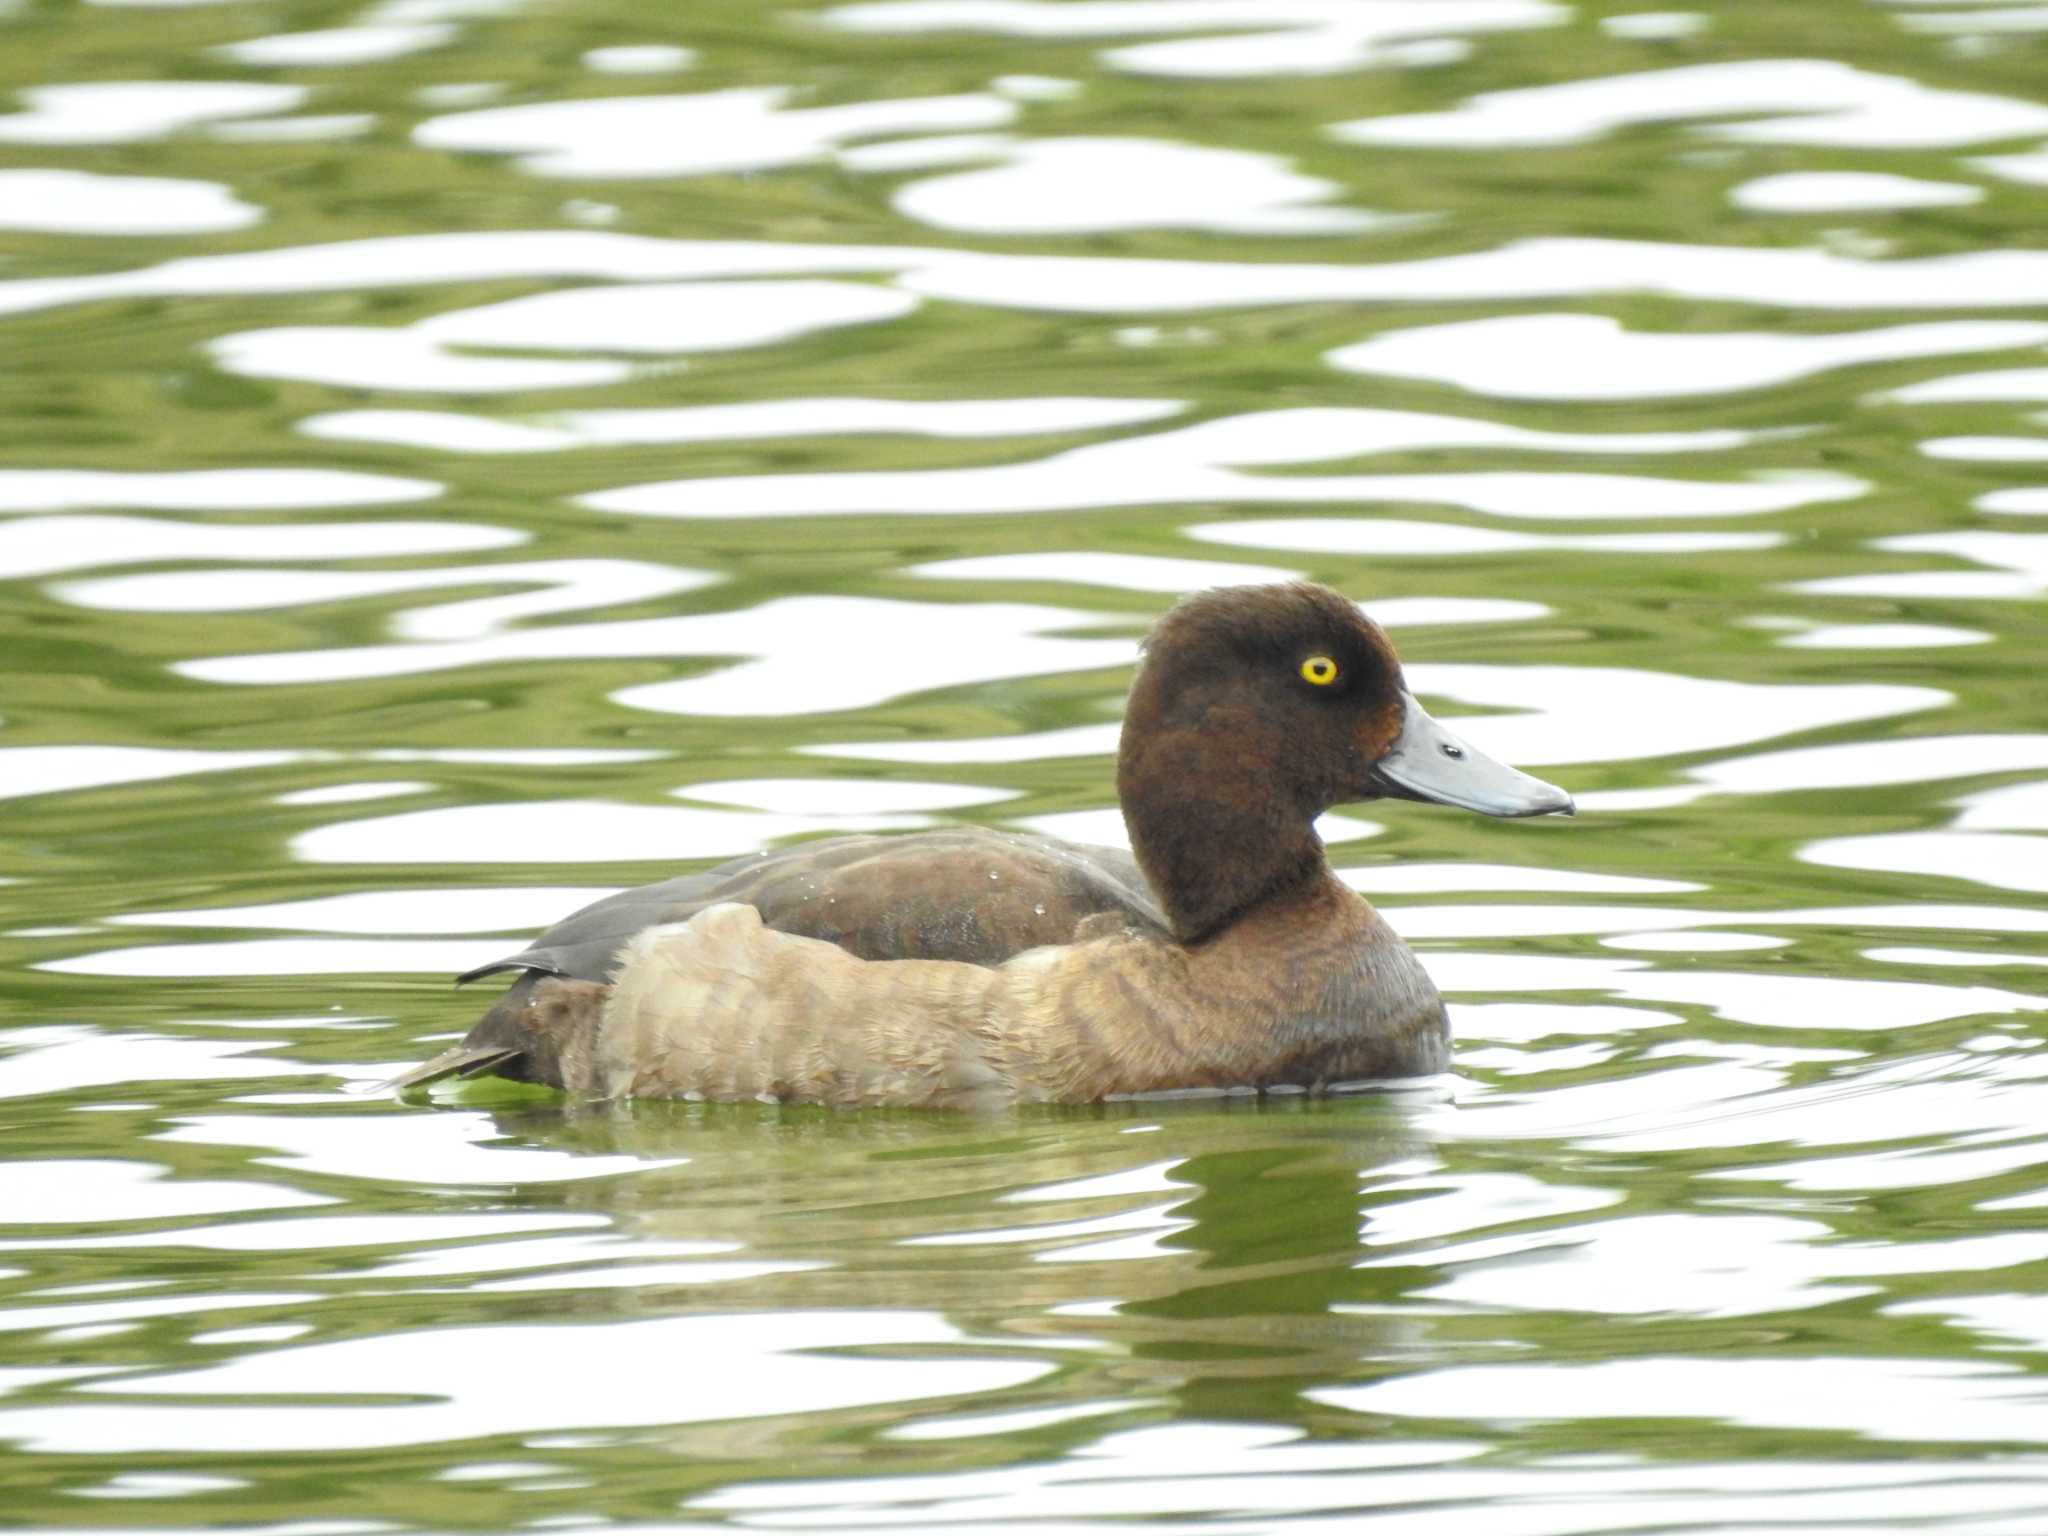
[
  {"x1": 1357, "y1": 681, "x2": 1406, "y2": 763},
  {"x1": 1353, "y1": 629, "x2": 1409, "y2": 762}
]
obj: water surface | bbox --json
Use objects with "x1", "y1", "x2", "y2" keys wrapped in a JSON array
[{"x1": 4, "y1": 0, "x2": 2048, "y2": 1530}]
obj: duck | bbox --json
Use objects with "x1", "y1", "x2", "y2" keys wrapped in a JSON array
[{"x1": 386, "y1": 582, "x2": 1573, "y2": 1108}]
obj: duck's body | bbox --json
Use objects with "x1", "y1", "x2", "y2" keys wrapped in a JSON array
[{"x1": 389, "y1": 583, "x2": 1571, "y2": 1107}]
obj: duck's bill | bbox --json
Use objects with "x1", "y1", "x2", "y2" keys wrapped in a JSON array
[{"x1": 1368, "y1": 693, "x2": 1574, "y2": 818}]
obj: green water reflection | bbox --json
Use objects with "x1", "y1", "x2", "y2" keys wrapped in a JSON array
[{"x1": 4, "y1": 0, "x2": 2048, "y2": 1529}]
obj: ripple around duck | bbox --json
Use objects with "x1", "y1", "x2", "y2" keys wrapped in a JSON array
[{"x1": 0, "y1": 1312, "x2": 1047, "y2": 1454}]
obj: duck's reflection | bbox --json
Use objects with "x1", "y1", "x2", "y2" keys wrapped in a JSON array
[{"x1": 457, "y1": 1086, "x2": 1439, "y2": 1445}]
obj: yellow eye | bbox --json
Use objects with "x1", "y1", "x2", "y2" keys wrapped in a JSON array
[{"x1": 1299, "y1": 655, "x2": 1340, "y2": 687}]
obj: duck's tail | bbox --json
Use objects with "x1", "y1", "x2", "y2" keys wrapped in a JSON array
[{"x1": 371, "y1": 971, "x2": 611, "y2": 1095}]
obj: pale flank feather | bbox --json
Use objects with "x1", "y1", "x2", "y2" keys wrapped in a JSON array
[{"x1": 600, "y1": 905, "x2": 1011, "y2": 1109}]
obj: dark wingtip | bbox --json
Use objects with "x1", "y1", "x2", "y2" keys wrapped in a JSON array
[{"x1": 456, "y1": 953, "x2": 566, "y2": 987}]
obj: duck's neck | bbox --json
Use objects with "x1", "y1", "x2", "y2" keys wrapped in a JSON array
[{"x1": 1117, "y1": 735, "x2": 1329, "y2": 945}]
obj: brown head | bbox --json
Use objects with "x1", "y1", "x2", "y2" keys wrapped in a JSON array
[{"x1": 1116, "y1": 582, "x2": 1572, "y2": 943}]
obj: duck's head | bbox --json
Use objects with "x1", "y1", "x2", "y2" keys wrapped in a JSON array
[{"x1": 1117, "y1": 582, "x2": 1572, "y2": 940}]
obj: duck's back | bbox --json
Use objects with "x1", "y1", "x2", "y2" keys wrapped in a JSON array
[{"x1": 461, "y1": 826, "x2": 1168, "y2": 988}]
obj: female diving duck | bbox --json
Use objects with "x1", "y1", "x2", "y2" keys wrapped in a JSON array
[{"x1": 388, "y1": 582, "x2": 1572, "y2": 1108}]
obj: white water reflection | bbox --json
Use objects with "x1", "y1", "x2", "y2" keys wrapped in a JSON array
[
  {"x1": 0, "y1": 1209, "x2": 602, "y2": 1256},
  {"x1": 1898, "y1": 4, "x2": 2048, "y2": 35},
  {"x1": 808, "y1": 721, "x2": 1123, "y2": 765},
  {"x1": 1360, "y1": 1211, "x2": 2048, "y2": 1317},
  {"x1": 415, "y1": 86, "x2": 1016, "y2": 177},
  {"x1": 1730, "y1": 170, "x2": 1984, "y2": 212},
  {"x1": 1333, "y1": 59, "x2": 2048, "y2": 148},
  {"x1": 1805, "y1": 830, "x2": 2048, "y2": 894},
  {"x1": 0, "y1": 1027, "x2": 313, "y2": 1099},
  {"x1": 582, "y1": 407, "x2": 1839, "y2": 520},
  {"x1": 0, "y1": 469, "x2": 440, "y2": 514},
  {"x1": 681, "y1": 778, "x2": 1016, "y2": 814},
  {"x1": 1601, "y1": 10, "x2": 1708, "y2": 38},
  {"x1": 700, "y1": 1428, "x2": 2048, "y2": 1529},
  {"x1": 902, "y1": 239, "x2": 2048, "y2": 313},
  {"x1": 1981, "y1": 487, "x2": 2048, "y2": 512},
  {"x1": 1576, "y1": 962, "x2": 2028, "y2": 1030},
  {"x1": 922, "y1": 561, "x2": 1543, "y2": 623},
  {"x1": 473, "y1": 1256, "x2": 820, "y2": 1292},
  {"x1": 1778, "y1": 622, "x2": 1988, "y2": 649},
  {"x1": 1318, "y1": 1356, "x2": 2048, "y2": 1442},
  {"x1": 109, "y1": 887, "x2": 615, "y2": 934},
  {"x1": 582, "y1": 44, "x2": 696, "y2": 73},
  {"x1": 25, "y1": 230, "x2": 2048, "y2": 324},
  {"x1": 1893, "y1": 1293, "x2": 2048, "y2": 1351},
  {"x1": 0, "y1": 1312, "x2": 1040, "y2": 1453},
  {"x1": 0, "y1": 1290, "x2": 316, "y2": 1336},
  {"x1": 888, "y1": 1399, "x2": 1140, "y2": 1441},
  {"x1": 1919, "y1": 432, "x2": 2048, "y2": 461},
  {"x1": 184, "y1": 596, "x2": 1136, "y2": 715},
  {"x1": 820, "y1": 0, "x2": 1567, "y2": 78},
  {"x1": 301, "y1": 396, "x2": 1183, "y2": 453},
  {"x1": 0, "y1": 1160, "x2": 327, "y2": 1224},
  {"x1": 40, "y1": 937, "x2": 513, "y2": 977},
  {"x1": 58, "y1": 559, "x2": 717, "y2": 641},
  {"x1": 1744, "y1": 1140, "x2": 2048, "y2": 1197},
  {"x1": 0, "y1": 82, "x2": 305, "y2": 143},
  {"x1": 910, "y1": 551, "x2": 1302, "y2": 591},
  {"x1": 366, "y1": 1231, "x2": 740, "y2": 1281},
  {"x1": 1457, "y1": 1043, "x2": 2048, "y2": 1156},
  {"x1": 408, "y1": 279, "x2": 917, "y2": 351},
  {"x1": 1606, "y1": 930, "x2": 1785, "y2": 952},
  {"x1": 1798, "y1": 529, "x2": 2048, "y2": 599},
  {"x1": 288, "y1": 799, "x2": 932, "y2": 864},
  {"x1": 2, "y1": 220, "x2": 2044, "y2": 327},
  {"x1": 1388, "y1": 904, "x2": 1709, "y2": 941},
  {"x1": 893, "y1": 137, "x2": 1387, "y2": 235},
  {"x1": 1193, "y1": 516, "x2": 1784, "y2": 558},
  {"x1": 0, "y1": 169, "x2": 262, "y2": 235},
  {"x1": 75, "y1": 1472, "x2": 246, "y2": 1499},
  {"x1": 1344, "y1": 863, "x2": 1697, "y2": 895},
  {"x1": 992, "y1": 73, "x2": 1081, "y2": 101},
  {"x1": 1870, "y1": 945, "x2": 2043, "y2": 969},
  {"x1": 1705, "y1": 903, "x2": 2048, "y2": 936},
  {"x1": 1329, "y1": 315, "x2": 2048, "y2": 400},
  {"x1": 1695, "y1": 734, "x2": 2048, "y2": 793},
  {"x1": 1980, "y1": 144, "x2": 2048, "y2": 186},
  {"x1": 0, "y1": 746, "x2": 297, "y2": 802},
  {"x1": 1398, "y1": 664, "x2": 1939, "y2": 767},
  {"x1": 370, "y1": 747, "x2": 662, "y2": 765},
  {"x1": 218, "y1": 24, "x2": 455, "y2": 67},
  {"x1": 1961, "y1": 780, "x2": 2048, "y2": 831},
  {"x1": 0, "y1": 514, "x2": 516, "y2": 579},
  {"x1": 1886, "y1": 366, "x2": 2048, "y2": 403},
  {"x1": 215, "y1": 279, "x2": 920, "y2": 393},
  {"x1": 156, "y1": 1107, "x2": 680, "y2": 1184}
]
